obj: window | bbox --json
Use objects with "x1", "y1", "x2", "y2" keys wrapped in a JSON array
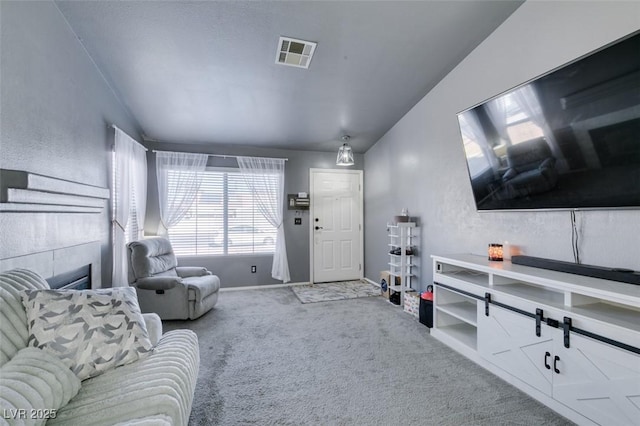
[
  {"x1": 168, "y1": 168, "x2": 277, "y2": 256},
  {"x1": 126, "y1": 191, "x2": 140, "y2": 244},
  {"x1": 504, "y1": 93, "x2": 544, "y2": 144}
]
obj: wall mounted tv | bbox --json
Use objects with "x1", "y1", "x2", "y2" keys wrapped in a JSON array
[{"x1": 458, "y1": 31, "x2": 640, "y2": 211}]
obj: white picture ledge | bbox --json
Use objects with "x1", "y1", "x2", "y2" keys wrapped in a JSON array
[{"x1": 0, "y1": 169, "x2": 110, "y2": 213}]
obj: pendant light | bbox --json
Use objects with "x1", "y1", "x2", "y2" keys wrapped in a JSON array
[{"x1": 336, "y1": 135, "x2": 354, "y2": 166}]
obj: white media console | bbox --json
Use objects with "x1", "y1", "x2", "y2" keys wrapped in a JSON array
[{"x1": 431, "y1": 254, "x2": 640, "y2": 426}]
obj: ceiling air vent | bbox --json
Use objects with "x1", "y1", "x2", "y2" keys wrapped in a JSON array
[{"x1": 276, "y1": 36, "x2": 317, "y2": 69}]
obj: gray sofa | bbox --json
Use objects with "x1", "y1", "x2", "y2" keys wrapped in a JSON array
[
  {"x1": 127, "y1": 237, "x2": 220, "y2": 320},
  {"x1": 0, "y1": 268, "x2": 199, "y2": 425}
]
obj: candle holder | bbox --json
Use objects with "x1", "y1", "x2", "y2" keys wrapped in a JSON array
[{"x1": 488, "y1": 243, "x2": 504, "y2": 261}]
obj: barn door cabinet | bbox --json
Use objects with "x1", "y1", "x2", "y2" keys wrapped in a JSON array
[{"x1": 431, "y1": 254, "x2": 640, "y2": 426}]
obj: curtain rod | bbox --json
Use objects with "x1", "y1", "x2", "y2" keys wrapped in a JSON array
[
  {"x1": 110, "y1": 124, "x2": 148, "y2": 151},
  {"x1": 152, "y1": 149, "x2": 288, "y2": 161}
]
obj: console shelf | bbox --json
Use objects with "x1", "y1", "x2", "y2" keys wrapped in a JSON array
[
  {"x1": 437, "y1": 301, "x2": 477, "y2": 325},
  {"x1": 437, "y1": 322, "x2": 477, "y2": 350},
  {"x1": 434, "y1": 253, "x2": 640, "y2": 327},
  {"x1": 431, "y1": 253, "x2": 640, "y2": 426},
  {"x1": 436, "y1": 285, "x2": 477, "y2": 325},
  {"x1": 492, "y1": 282, "x2": 565, "y2": 309},
  {"x1": 567, "y1": 302, "x2": 640, "y2": 333}
]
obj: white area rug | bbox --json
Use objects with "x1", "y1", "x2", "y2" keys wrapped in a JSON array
[{"x1": 291, "y1": 279, "x2": 381, "y2": 303}]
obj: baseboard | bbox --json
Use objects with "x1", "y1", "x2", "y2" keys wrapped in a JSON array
[
  {"x1": 220, "y1": 281, "x2": 310, "y2": 292},
  {"x1": 364, "y1": 277, "x2": 380, "y2": 287},
  {"x1": 222, "y1": 278, "x2": 379, "y2": 292}
]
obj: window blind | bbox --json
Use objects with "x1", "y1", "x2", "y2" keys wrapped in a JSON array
[{"x1": 168, "y1": 169, "x2": 277, "y2": 256}]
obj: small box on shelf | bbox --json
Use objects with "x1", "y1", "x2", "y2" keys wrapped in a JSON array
[
  {"x1": 389, "y1": 289, "x2": 401, "y2": 305},
  {"x1": 380, "y1": 270, "x2": 401, "y2": 300},
  {"x1": 403, "y1": 291, "x2": 420, "y2": 318}
]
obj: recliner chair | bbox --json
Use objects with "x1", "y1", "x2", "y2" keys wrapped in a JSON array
[
  {"x1": 127, "y1": 237, "x2": 220, "y2": 320},
  {"x1": 499, "y1": 137, "x2": 558, "y2": 200}
]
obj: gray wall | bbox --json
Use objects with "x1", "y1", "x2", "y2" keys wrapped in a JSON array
[
  {"x1": 0, "y1": 1, "x2": 141, "y2": 285},
  {"x1": 364, "y1": 1, "x2": 640, "y2": 293},
  {"x1": 143, "y1": 140, "x2": 363, "y2": 287}
]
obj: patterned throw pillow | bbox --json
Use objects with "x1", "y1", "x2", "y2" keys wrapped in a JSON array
[{"x1": 21, "y1": 287, "x2": 154, "y2": 381}]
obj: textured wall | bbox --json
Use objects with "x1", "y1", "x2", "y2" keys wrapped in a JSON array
[
  {"x1": 143, "y1": 141, "x2": 364, "y2": 287},
  {"x1": 364, "y1": 1, "x2": 640, "y2": 292},
  {"x1": 0, "y1": 1, "x2": 141, "y2": 285}
]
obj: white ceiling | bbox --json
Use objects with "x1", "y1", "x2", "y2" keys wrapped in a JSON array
[{"x1": 55, "y1": 0, "x2": 523, "y2": 153}]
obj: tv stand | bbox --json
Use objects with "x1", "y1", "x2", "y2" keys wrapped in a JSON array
[{"x1": 431, "y1": 254, "x2": 640, "y2": 426}]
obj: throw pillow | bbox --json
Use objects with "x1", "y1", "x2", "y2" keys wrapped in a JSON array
[
  {"x1": 21, "y1": 287, "x2": 154, "y2": 381},
  {"x1": 0, "y1": 347, "x2": 81, "y2": 426}
]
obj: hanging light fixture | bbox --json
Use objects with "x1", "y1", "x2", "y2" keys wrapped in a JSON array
[{"x1": 336, "y1": 135, "x2": 354, "y2": 166}]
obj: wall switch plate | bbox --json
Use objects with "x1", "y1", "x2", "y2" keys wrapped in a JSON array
[{"x1": 294, "y1": 218, "x2": 302, "y2": 225}]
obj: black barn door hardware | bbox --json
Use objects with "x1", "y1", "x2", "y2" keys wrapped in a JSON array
[
  {"x1": 485, "y1": 293, "x2": 491, "y2": 316},
  {"x1": 546, "y1": 318, "x2": 559, "y2": 328},
  {"x1": 544, "y1": 351, "x2": 551, "y2": 370},
  {"x1": 570, "y1": 326, "x2": 640, "y2": 355},
  {"x1": 434, "y1": 282, "x2": 640, "y2": 356},
  {"x1": 543, "y1": 352, "x2": 561, "y2": 374},
  {"x1": 535, "y1": 308, "x2": 544, "y2": 337},
  {"x1": 563, "y1": 317, "x2": 572, "y2": 348},
  {"x1": 553, "y1": 355, "x2": 561, "y2": 374}
]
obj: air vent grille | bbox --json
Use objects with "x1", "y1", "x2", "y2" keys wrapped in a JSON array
[{"x1": 276, "y1": 36, "x2": 317, "y2": 69}]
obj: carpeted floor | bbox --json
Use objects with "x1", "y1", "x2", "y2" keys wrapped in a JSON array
[
  {"x1": 164, "y1": 287, "x2": 573, "y2": 426},
  {"x1": 291, "y1": 279, "x2": 381, "y2": 303}
]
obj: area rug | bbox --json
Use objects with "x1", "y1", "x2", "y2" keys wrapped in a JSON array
[{"x1": 291, "y1": 279, "x2": 381, "y2": 303}]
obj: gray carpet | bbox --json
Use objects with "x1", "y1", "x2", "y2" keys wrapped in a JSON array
[{"x1": 164, "y1": 288, "x2": 573, "y2": 425}]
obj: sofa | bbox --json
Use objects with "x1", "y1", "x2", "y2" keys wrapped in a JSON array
[
  {"x1": 127, "y1": 237, "x2": 220, "y2": 320},
  {"x1": 0, "y1": 268, "x2": 199, "y2": 425}
]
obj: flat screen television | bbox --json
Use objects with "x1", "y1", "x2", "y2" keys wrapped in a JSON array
[{"x1": 458, "y1": 31, "x2": 640, "y2": 211}]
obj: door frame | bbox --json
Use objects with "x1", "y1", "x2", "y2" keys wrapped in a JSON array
[{"x1": 309, "y1": 168, "x2": 364, "y2": 284}]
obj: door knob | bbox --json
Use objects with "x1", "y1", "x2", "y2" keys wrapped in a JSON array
[{"x1": 315, "y1": 226, "x2": 323, "y2": 230}]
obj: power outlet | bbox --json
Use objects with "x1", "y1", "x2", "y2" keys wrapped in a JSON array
[
  {"x1": 294, "y1": 217, "x2": 302, "y2": 225},
  {"x1": 251, "y1": 265, "x2": 257, "y2": 273}
]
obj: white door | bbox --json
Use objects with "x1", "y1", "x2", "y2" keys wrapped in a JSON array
[{"x1": 310, "y1": 169, "x2": 363, "y2": 283}]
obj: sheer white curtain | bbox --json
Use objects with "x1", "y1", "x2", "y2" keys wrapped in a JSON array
[
  {"x1": 131, "y1": 148, "x2": 147, "y2": 241},
  {"x1": 458, "y1": 111, "x2": 500, "y2": 178},
  {"x1": 511, "y1": 85, "x2": 566, "y2": 170},
  {"x1": 486, "y1": 95, "x2": 511, "y2": 143},
  {"x1": 112, "y1": 127, "x2": 147, "y2": 287},
  {"x1": 237, "y1": 156, "x2": 290, "y2": 283},
  {"x1": 155, "y1": 151, "x2": 208, "y2": 237}
]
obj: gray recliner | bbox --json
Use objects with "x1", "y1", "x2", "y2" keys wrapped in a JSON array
[
  {"x1": 127, "y1": 237, "x2": 220, "y2": 320},
  {"x1": 499, "y1": 137, "x2": 558, "y2": 200}
]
